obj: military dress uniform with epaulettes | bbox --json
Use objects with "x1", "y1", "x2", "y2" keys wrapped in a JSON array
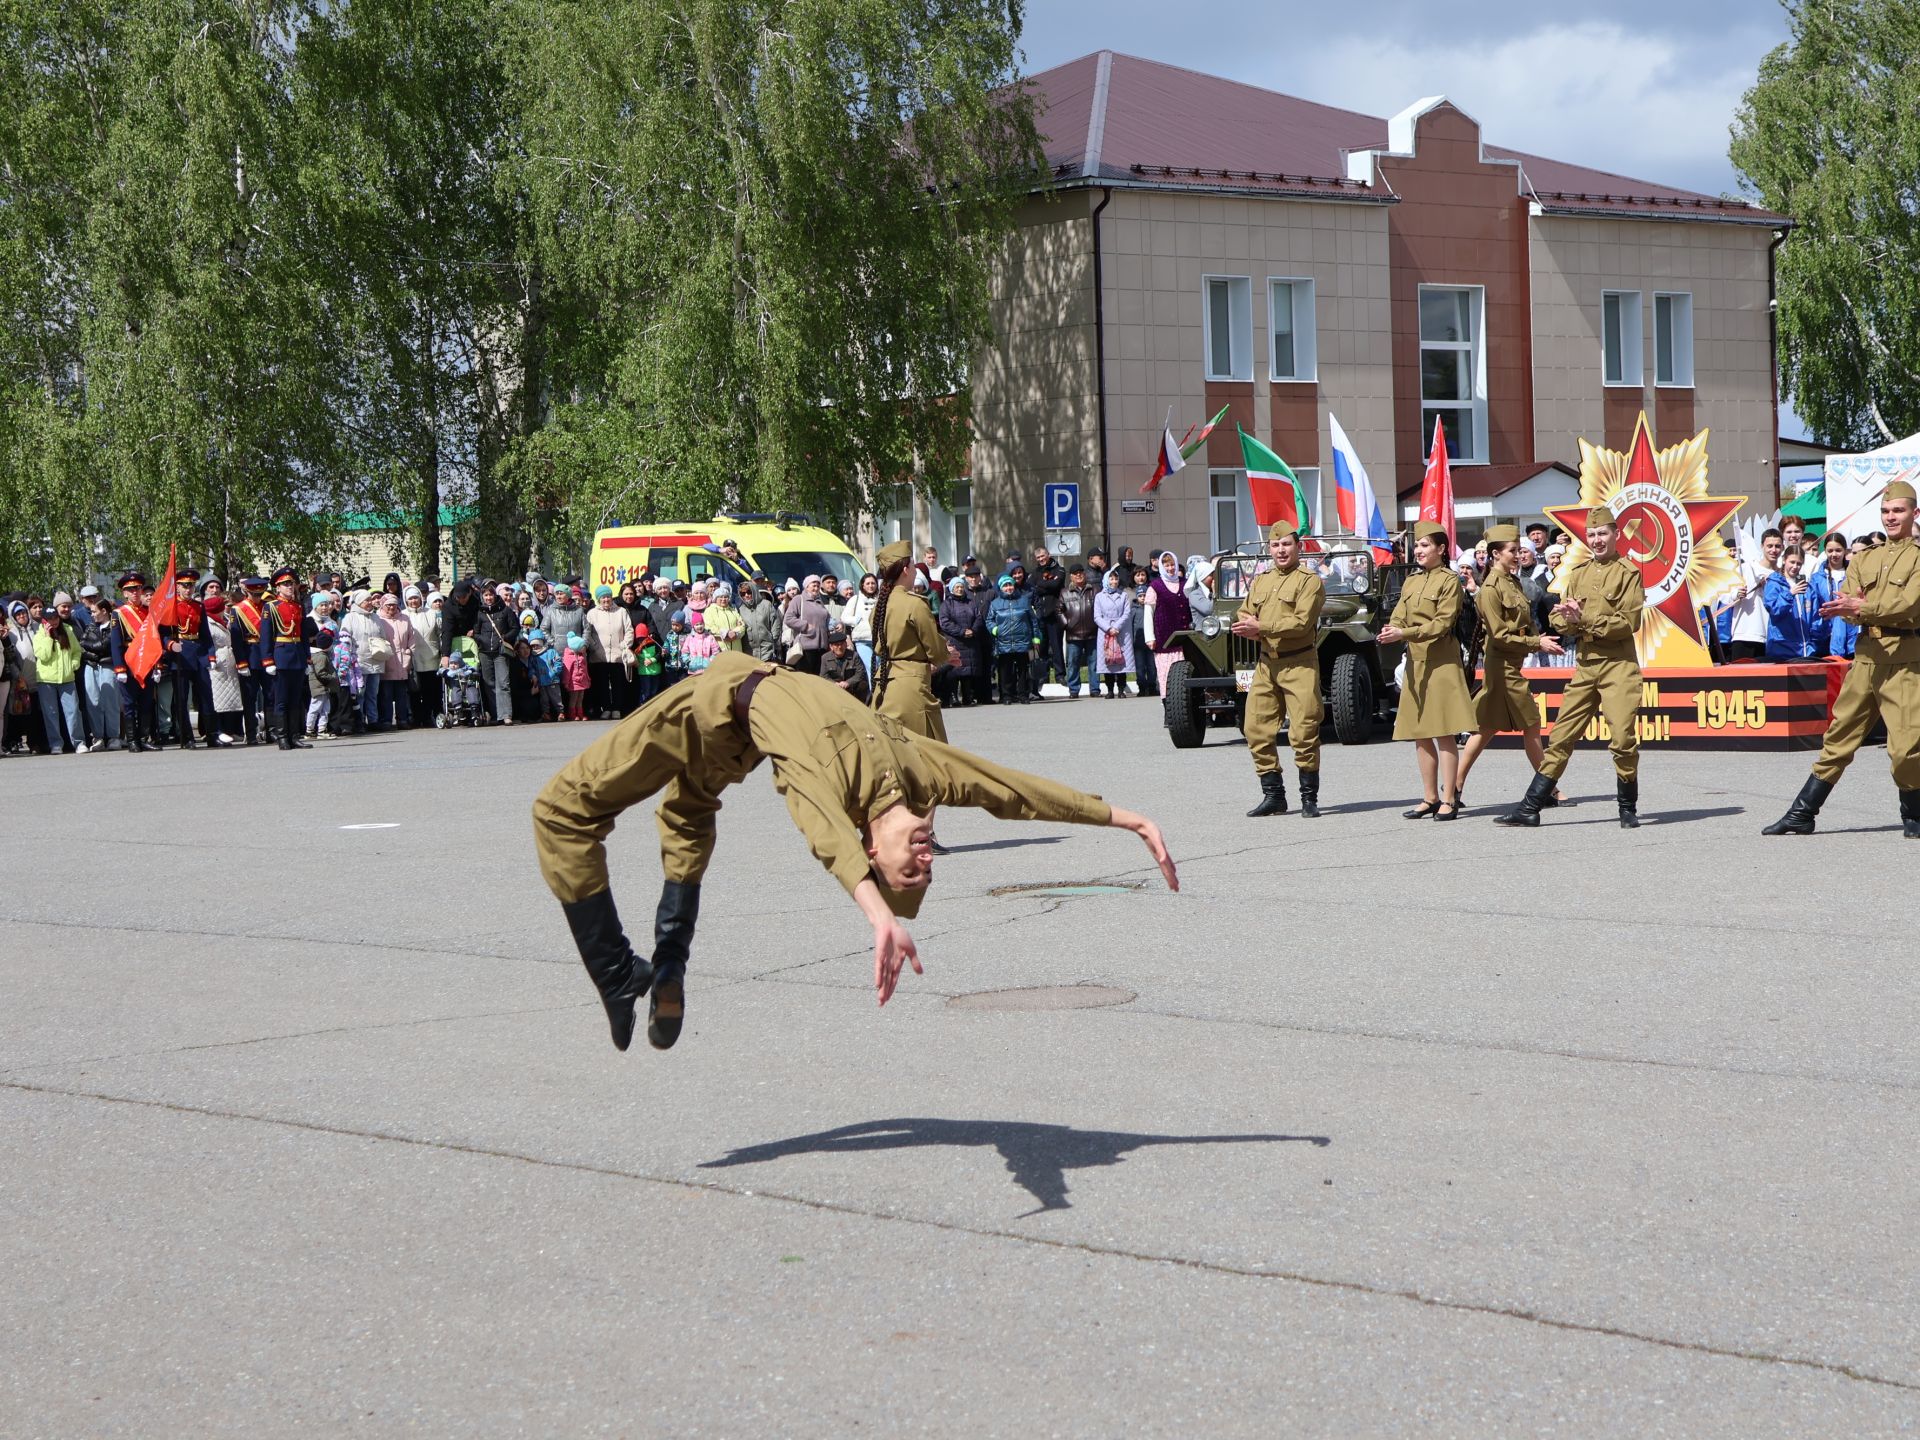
[
  {"x1": 534, "y1": 651, "x2": 1115, "y2": 1053},
  {"x1": 1499, "y1": 507, "x2": 1647, "y2": 829},
  {"x1": 164, "y1": 567, "x2": 220, "y2": 747},
  {"x1": 1240, "y1": 522, "x2": 1326, "y2": 818},
  {"x1": 1765, "y1": 479, "x2": 1920, "y2": 837},
  {"x1": 109, "y1": 573, "x2": 158, "y2": 752},
  {"x1": 229, "y1": 581, "x2": 269, "y2": 744},
  {"x1": 263, "y1": 569, "x2": 317, "y2": 751}
]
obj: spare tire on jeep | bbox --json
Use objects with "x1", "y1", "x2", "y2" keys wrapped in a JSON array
[{"x1": 1329, "y1": 649, "x2": 1374, "y2": 745}]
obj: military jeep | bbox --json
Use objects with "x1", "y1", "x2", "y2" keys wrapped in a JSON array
[{"x1": 1161, "y1": 541, "x2": 1410, "y2": 748}]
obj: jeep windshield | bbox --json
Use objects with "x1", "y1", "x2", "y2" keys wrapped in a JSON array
[{"x1": 1208, "y1": 545, "x2": 1375, "y2": 600}]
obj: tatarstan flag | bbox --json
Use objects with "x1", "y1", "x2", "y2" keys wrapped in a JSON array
[{"x1": 1237, "y1": 428, "x2": 1311, "y2": 531}]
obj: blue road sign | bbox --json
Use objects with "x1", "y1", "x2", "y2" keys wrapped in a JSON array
[{"x1": 1043, "y1": 482, "x2": 1080, "y2": 531}]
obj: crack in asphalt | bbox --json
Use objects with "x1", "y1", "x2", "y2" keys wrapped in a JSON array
[{"x1": 2, "y1": 1075, "x2": 1912, "y2": 1395}]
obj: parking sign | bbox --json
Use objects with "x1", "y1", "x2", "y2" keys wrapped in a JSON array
[{"x1": 1043, "y1": 482, "x2": 1080, "y2": 531}]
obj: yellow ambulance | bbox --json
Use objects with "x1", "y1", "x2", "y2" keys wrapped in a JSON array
[{"x1": 587, "y1": 513, "x2": 865, "y2": 594}]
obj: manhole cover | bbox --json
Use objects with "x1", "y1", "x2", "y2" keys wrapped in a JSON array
[
  {"x1": 946, "y1": 985, "x2": 1136, "y2": 1012},
  {"x1": 989, "y1": 881, "x2": 1140, "y2": 899}
]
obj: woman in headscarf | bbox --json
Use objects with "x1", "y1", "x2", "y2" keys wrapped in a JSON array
[
  {"x1": 702, "y1": 582, "x2": 744, "y2": 653},
  {"x1": 1184, "y1": 555, "x2": 1217, "y2": 617},
  {"x1": 1093, "y1": 566, "x2": 1134, "y2": 698},
  {"x1": 405, "y1": 585, "x2": 440, "y2": 727},
  {"x1": 1143, "y1": 549, "x2": 1192, "y2": 697},
  {"x1": 1380, "y1": 523, "x2": 1477, "y2": 820},
  {"x1": 935, "y1": 572, "x2": 988, "y2": 707},
  {"x1": 782, "y1": 575, "x2": 831, "y2": 674}
]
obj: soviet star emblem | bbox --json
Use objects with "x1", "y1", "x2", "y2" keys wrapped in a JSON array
[{"x1": 1545, "y1": 411, "x2": 1745, "y2": 666}]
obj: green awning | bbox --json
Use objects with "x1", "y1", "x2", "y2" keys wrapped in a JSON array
[{"x1": 1781, "y1": 484, "x2": 1824, "y2": 519}]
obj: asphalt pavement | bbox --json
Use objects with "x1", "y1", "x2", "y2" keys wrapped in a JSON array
[{"x1": 3, "y1": 692, "x2": 1917, "y2": 1436}]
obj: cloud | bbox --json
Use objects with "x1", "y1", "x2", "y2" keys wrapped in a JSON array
[{"x1": 1288, "y1": 20, "x2": 1769, "y2": 195}]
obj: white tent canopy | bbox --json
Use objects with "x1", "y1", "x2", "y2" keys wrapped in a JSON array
[{"x1": 1824, "y1": 431, "x2": 1920, "y2": 541}]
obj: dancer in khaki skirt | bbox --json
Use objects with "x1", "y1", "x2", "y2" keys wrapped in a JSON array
[
  {"x1": 1380, "y1": 523, "x2": 1477, "y2": 820},
  {"x1": 1454, "y1": 523, "x2": 1564, "y2": 807}
]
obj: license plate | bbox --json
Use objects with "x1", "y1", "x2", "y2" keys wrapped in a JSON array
[{"x1": 1234, "y1": 669, "x2": 1255, "y2": 692}]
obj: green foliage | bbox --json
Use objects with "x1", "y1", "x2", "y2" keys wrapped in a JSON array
[
  {"x1": 0, "y1": 0, "x2": 1038, "y2": 590},
  {"x1": 507, "y1": 0, "x2": 1042, "y2": 530},
  {"x1": 1731, "y1": 0, "x2": 1920, "y2": 447}
]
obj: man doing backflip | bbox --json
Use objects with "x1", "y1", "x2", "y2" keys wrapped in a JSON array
[
  {"x1": 533, "y1": 651, "x2": 1179, "y2": 1052},
  {"x1": 1763, "y1": 479, "x2": 1920, "y2": 837},
  {"x1": 1498, "y1": 506, "x2": 1647, "y2": 829}
]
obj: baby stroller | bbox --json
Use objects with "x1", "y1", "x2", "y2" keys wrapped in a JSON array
[{"x1": 437, "y1": 636, "x2": 485, "y2": 728}]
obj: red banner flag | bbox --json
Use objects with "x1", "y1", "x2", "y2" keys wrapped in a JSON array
[
  {"x1": 1418, "y1": 421, "x2": 1457, "y2": 558},
  {"x1": 126, "y1": 545, "x2": 177, "y2": 684}
]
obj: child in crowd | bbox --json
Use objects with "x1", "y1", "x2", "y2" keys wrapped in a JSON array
[
  {"x1": 509, "y1": 637, "x2": 544, "y2": 723},
  {"x1": 661, "y1": 614, "x2": 689, "y2": 687},
  {"x1": 562, "y1": 633, "x2": 590, "y2": 720},
  {"x1": 528, "y1": 628, "x2": 564, "y2": 720},
  {"x1": 682, "y1": 620, "x2": 720, "y2": 675},
  {"x1": 307, "y1": 621, "x2": 341, "y2": 739},
  {"x1": 443, "y1": 639, "x2": 481, "y2": 721},
  {"x1": 633, "y1": 621, "x2": 662, "y2": 707},
  {"x1": 330, "y1": 610, "x2": 362, "y2": 734}
]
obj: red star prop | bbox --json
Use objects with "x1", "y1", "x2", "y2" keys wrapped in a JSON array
[{"x1": 1545, "y1": 420, "x2": 1740, "y2": 653}]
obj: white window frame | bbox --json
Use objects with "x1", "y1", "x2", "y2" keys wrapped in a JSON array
[
  {"x1": 1602, "y1": 289, "x2": 1643, "y2": 387},
  {"x1": 1418, "y1": 284, "x2": 1488, "y2": 466},
  {"x1": 1208, "y1": 470, "x2": 1258, "y2": 552},
  {"x1": 1654, "y1": 291, "x2": 1694, "y2": 388},
  {"x1": 1202, "y1": 275, "x2": 1254, "y2": 382},
  {"x1": 1267, "y1": 278, "x2": 1318, "y2": 382},
  {"x1": 1295, "y1": 466, "x2": 1322, "y2": 536}
]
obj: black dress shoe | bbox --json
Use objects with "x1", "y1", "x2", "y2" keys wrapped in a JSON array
[{"x1": 1402, "y1": 801, "x2": 1439, "y2": 819}]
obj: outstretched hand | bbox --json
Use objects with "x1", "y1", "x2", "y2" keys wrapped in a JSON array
[
  {"x1": 1108, "y1": 806, "x2": 1179, "y2": 892},
  {"x1": 874, "y1": 916, "x2": 922, "y2": 1006}
]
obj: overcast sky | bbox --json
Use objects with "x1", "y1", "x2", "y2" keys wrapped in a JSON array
[{"x1": 1018, "y1": 0, "x2": 1793, "y2": 199}]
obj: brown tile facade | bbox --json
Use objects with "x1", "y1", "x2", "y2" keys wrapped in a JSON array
[
  {"x1": 1654, "y1": 388, "x2": 1696, "y2": 447},
  {"x1": 1270, "y1": 383, "x2": 1320, "y2": 469}
]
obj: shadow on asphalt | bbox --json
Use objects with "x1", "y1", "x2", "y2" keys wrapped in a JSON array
[
  {"x1": 936, "y1": 836, "x2": 1067, "y2": 855},
  {"x1": 699, "y1": 1117, "x2": 1330, "y2": 1216}
]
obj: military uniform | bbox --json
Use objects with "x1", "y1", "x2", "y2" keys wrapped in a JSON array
[
  {"x1": 1388, "y1": 566, "x2": 1476, "y2": 739},
  {"x1": 534, "y1": 650, "x2": 1113, "y2": 1051},
  {"x1": 1499, "y1": 507, "x2": 1647, "y2": 828},
  {"x1": 1475, "y1": 565, "x2": 1547, "y2": 733},
  {"x1": 229, "y1": 580, "x2": 269, "y2": 744},
  {"x1": 870, "y1": 538, "x2": 948, "y2": 743},
  {"x1": 263, "y1": 567, "x2": 317, "y2": 751},
  {"x1": 1241, "y1": 523, "x2": 1325, "y2": 817},
  {"x1": 1764, "y1": 480, "x2": 1920, "y2": 837},
  {"x1": 109, "y1": 573, "x2": 159, "y2": 752},
  {"x1": 164, "y1": 567, "x2": 219, "y2": 747}
]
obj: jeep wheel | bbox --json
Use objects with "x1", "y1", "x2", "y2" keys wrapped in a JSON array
[
  {"x1": 1330, "y1": 650, "x2": 1374, "y2": 745},
  {"x1": 1165, "y1": 661, "x2": 1206, "y2": 749}
]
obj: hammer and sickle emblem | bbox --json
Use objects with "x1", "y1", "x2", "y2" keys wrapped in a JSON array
[{"x1": 1620, "y1": 513, "x2": 1667, "y2": 567}]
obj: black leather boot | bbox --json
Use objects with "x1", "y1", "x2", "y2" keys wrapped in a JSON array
[
  {"x1": 561, "y1": 890, "x2": 653, "y2": 1051},
  {"x1": 1902, "y1": 790, "x2": 1920, "y2": 839},
  {"x1": 1617, "y1": 776, "x2": 1640, "y2": 829},
  {"x1": 647, "y1": 881, "x2": 700, "y2": 1050},
  {"x1": 1495, "y1": 771, "x2": 1558, "y2": 828},
  {"x1": 1246, "y1": 771, "x2": 1288, "y2": 817},
  {"x1": 1298, "y1": 770, "x2": 1320, "y2": 819},
  {"x1": 1761, "y1": 775, "x2": 1832, "y2": 836}
]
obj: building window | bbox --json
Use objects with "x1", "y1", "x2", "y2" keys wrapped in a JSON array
[
  {"x1": 1203, "y1": 275, "x2": 1253, "y2": 382},
  {"x1": 1268, "y1": 279, "x2": 1317, "y2": 382},
  {"x1": 1209, "y1": 471, "x2": 1256, "y2": 552},
  {"x1": 942, "y1": 482, "x2": 971, "y2": 566},
  {"x1": 1602, "y1": 290, "x2": 1643, "y2": 387},
  {"x1": 1419, "y1": 285, "x2": 1486, "y2": 464},
  {"x1": 1655, "y1": 292, "x2": 1694, "y2": 387},
  {"x1": 1296, "y1": 467, "x2": 1321, "y2": 534}
]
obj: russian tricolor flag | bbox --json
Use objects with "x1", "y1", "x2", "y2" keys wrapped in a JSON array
[{"x1": 1328, "y1": 414, "x2": 1393, "y2": 563}]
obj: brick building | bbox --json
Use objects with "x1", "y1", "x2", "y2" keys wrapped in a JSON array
[{"x1": 910, "y1": 51, "x2": 1787, "y2": 568}]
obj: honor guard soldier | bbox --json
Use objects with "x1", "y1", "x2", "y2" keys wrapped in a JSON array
[
  {"x1": 262, "y1": 566, "x2": 316, "y2": 750},
  {"x1": 1230, "y1": 520, "x2": 1326, "y2": 817},
  {"x1": 163, "y1": 564, "x2": 228, "y2": 747},
  {"x1": 1498, "y1": 506, "x2": 1647, "y2": 828},
  {"x1": 230, "y1": 577, "x2": 270, "y2": 744},
  {"x1": 534, "y1": 651, "x2": 1178, "y2": 1053},
  {"x1": 109, "y1": 571, "x2": 159, "y2": 753},
  {"x1": 1764, "y1": 479, "x2": 1920, "y2": 837}
]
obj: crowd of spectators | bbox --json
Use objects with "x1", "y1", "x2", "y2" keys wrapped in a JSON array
[{"x1": 0, "y1": 517, "x2": 1870, "y2": 755}]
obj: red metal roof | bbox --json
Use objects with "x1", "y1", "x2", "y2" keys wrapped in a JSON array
[{"x1": 1027, "y1": 52, "x2": 1785, "y2": 223}]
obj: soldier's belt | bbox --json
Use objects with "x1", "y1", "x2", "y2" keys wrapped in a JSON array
[
  {"x1": 1267, "y1": 642, "x2": 1314, "y2": 659},
  {"x1": 1873, "y1": 627, "x2": 1920, "y2": 637},
  {"x1": 731, "y1": 668, "x2": 771, "y2": 729}
]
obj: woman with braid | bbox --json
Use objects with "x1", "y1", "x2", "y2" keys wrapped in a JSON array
[{"x1": 869, "y1": 538, "x2": 951, "y2": 852}]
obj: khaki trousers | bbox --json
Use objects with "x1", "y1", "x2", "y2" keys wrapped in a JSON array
[
  {"x1": 1541, "y1": 657, "x2": 1642, "y2": 782},
  {"x1": 1246, "y1": 654, "x2": 1322, "y2": 775},
  {"x1": 1811, "y1": 658, "x2": 1920, "y2": 789}
]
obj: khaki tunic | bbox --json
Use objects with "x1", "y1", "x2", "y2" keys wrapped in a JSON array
[
  {"x1": 1240, "y1": 563, "x2": 1325, "y2": 775},
  {"x1": 873, "y1": 587, "x2": 948, "y2": 743},
  {"x1": 532, "y1": 652, "x2": 1109, "y2": 920},
  {"x1": 1540, "y1": 553, "x2": 1646, "y2": 781},
  {"x1": 1389, "y1": 568, "x2": 1476, "y2": 740},
  {"x1": 1812, "y1": 536, "x2": 1920, "y2": 789},
  {"x1": 1475, "y1": 570, "x2": 1545, "y2": 732}
]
